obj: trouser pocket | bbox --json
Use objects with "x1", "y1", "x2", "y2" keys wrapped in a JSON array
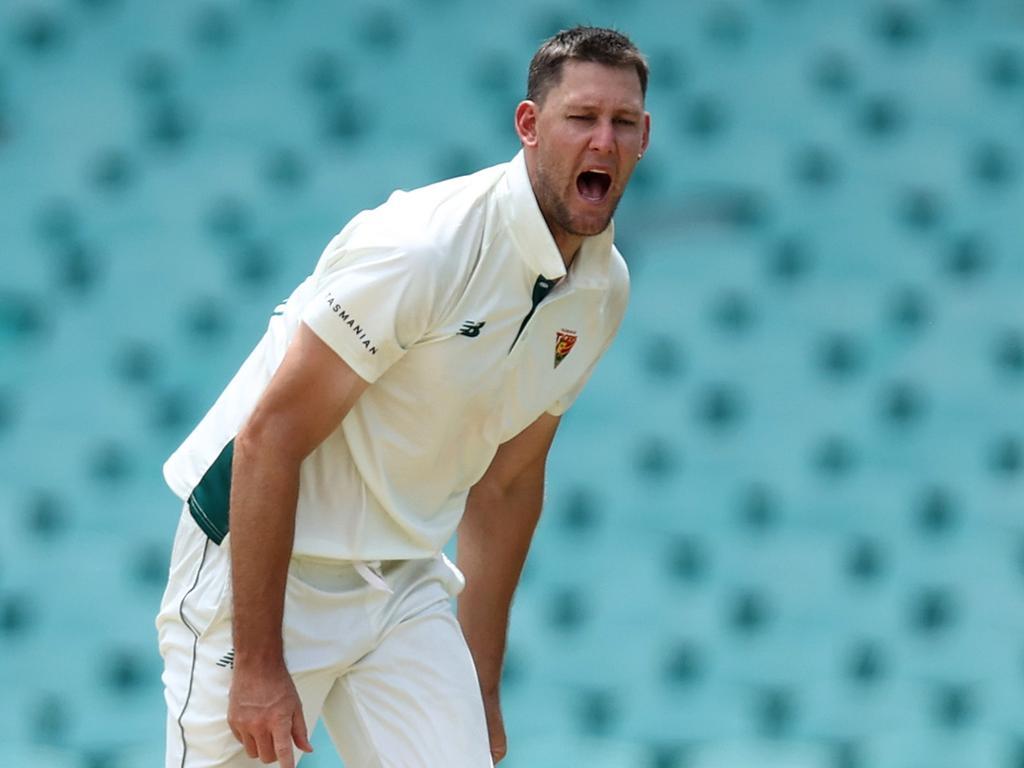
[{"x1": 157, "y1": 510, "x2": 232, "y2": 655}]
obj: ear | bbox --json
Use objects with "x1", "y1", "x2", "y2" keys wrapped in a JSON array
[
  {"x1": 515, "y1": 101, "x2": 540, "y2": 147},
  {"x1": 641, "y1": 111, "x2": 651, "y2": 156}
]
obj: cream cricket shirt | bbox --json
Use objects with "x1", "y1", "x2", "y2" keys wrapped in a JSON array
[{"x1": 163, "y1": 151, "x2": 629, "y2": 561}]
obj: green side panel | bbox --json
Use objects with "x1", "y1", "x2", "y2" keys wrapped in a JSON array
[{"x1": 187, "y1": 439, "x2": 234, "y2": 545}]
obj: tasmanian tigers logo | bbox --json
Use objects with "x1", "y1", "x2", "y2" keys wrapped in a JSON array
[{"x1": 554, "y1": 329, "x2": 578, "y2": 368}]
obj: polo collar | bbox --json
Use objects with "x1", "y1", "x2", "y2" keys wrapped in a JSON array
[
  {"x1": 569, "y1": 218, "x2": 614, "y2": 290},
  {"x1": 501, "y1": 150, "x2": 614, "y2": 289}
]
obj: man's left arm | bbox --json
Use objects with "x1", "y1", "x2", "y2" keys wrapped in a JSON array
[{"x1": 457, "y1": 412, "x2": 561, "y2": 764}]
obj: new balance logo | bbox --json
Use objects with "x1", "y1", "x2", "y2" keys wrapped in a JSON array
[
  {"x1": 458, "y1": 321, "x2": 486, "y2": 338},
  {"x1": 216, "y1": 649, "x2": 235, "y2": 669}
]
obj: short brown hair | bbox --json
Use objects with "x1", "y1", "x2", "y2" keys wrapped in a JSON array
[{"x1": 527, "y1": 26, "x2": 649, "y2": 105}]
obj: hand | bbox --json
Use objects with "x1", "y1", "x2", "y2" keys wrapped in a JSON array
[
  {"x1": 482, "y1": 689, "x2": 507, "y2": 764},
  {"x1": 228, "y1": 663, "x2": 314, "y2": 766}
]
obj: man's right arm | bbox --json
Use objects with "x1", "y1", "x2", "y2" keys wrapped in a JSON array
[{"x1": 226, "y1": 322, "x2": 369, "y2": 767}]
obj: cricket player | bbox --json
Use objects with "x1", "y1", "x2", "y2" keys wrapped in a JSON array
[{"x1": 157, "y1": 25, "x2": 651, "y2": 767}]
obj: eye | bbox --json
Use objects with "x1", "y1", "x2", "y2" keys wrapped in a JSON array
[
  {"x1": 568, "y1": 114, "x2": 595, "y2": 121},
  {"x1": 614, "y1": 117, "x2": 638, "y2": 126}
]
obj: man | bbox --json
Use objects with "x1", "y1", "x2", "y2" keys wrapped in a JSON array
[{"x1": 157, "y1": 25, "x2": 651, "y2": 768}]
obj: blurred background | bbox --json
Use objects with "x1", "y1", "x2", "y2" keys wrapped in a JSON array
[{"x1": 2, "y1": 0, "x2": 1023, "y2": 766}]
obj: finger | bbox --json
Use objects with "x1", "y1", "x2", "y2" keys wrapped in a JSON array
[
  {"x1": 292, "y1": 708, "x2": 314, "y2": 753},
  {"x1": 241, "y1": 732, "x2": 259, "y2": 760},
  {"x1": 274, "y1": 723, "x2": 297, "y2": 768},
  {"x1": 255, "y1": 730, "x2": 277, "y2": 764},
  {"x1": 488, "y1": 721, "x2": 506, "y2": 763}
]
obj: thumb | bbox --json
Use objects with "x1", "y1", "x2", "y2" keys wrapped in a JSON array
[{"x1": 292, "y1": 708, "x2": 314, "y2": 753}]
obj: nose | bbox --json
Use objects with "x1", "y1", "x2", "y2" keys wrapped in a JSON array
[{"x1": 588, "y1": 119, "x2": 616, "y2": 154}]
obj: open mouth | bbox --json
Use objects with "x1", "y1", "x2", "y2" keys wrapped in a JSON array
[{"x1": 576, "y1": 170, "x2": 612, "y2": 203}]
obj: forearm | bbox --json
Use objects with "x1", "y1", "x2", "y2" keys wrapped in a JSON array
[
  {"x1": 229, "y1": 428, "x2": 302, "y2": 671},
  {"x1": 457, "y1": 478, "x2": 544, "y2": 693}
]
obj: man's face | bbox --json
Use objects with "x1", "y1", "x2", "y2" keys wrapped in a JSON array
[{"x1": 517, "y1": 60, "x2": 651, "y2": 250}]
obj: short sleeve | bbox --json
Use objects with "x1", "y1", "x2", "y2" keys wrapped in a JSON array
[
  {"x1": 546, "y1": 355, "x2": 602, "y2": 416},
  {"x1": 301, "y1": 243, "x2": 440, "y2": 383},
  {"x1": 547, "y1": 266, "x2": 629, "y2": 416}
]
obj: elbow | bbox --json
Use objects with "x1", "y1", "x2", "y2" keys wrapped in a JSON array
[
  {"x1": 235, "y1": 410, "x2": 307, "y2": 467},
  {"x1": 233, "y1": 421, "x2": 261, "y2": 462},
  {"x1": 467, "y1": 476, "x2": 507, "y2": 507}
]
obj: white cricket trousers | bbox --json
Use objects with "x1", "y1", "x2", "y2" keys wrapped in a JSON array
[{"x1": 156, "y1": 510, "x2": 494, "y2": 768}]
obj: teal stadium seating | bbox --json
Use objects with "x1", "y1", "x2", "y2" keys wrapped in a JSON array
[{"x1": 2, "y1": 1, "x2": 1023, "y2": 766}]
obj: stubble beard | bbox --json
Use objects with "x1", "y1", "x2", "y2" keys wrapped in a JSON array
[{"x1": 533, "y1": 162, "x2": 620, "y2": 240}]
